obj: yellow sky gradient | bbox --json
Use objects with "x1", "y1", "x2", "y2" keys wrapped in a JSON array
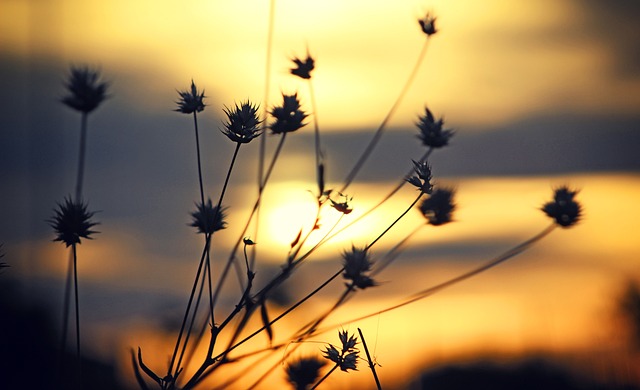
[
  {"x1": 3, "y1": 1, "x2": 640, "y2": 388},
  {"x1": 3, "y1": 0, "x2": 639, "y2": 129}
]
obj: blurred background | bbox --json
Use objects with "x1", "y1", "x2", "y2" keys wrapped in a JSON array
[{"x1": 1, "y1": 0, "x2": 639, "y2": 388}]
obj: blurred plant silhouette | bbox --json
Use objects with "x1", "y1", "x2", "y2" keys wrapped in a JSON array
[{"x1": 44, "y1": 6, "x2": 589, "y2": 390}]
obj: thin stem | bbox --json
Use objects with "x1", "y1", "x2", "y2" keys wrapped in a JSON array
[
  {"x1": 308, "y1": 79, "x2": 323, "y2": 195},
  {"x1": 318, "y1": 149, "x2": 432, "y2": 251},
  {"x1": 179, "y1": 142, "x2": 243, "y2": 372},
  {"x1": 211, "y1": 134, "x2": 287, "y2": 309},
  {"x1": 317, "y1": 224, "x2": 558, "y2": 333},
  {"x1": 310, "y1": 364, "x2": 339, "y2": 390},
  {"x1": 167, "y1": 235, "x2": 211, "y2": 378},
  {"x1": 340, "y1": 38, "x2": 431, "y2": 192},
  {"x1": 59, "y1": 251, "x2": 72, "y2": 365},
  {"x1": 192, "y1": 111, "x2": 205, "y2": 207},
  {"x1": 74, "y1": 113, "x2": 88, "y2": 201},
  {"x1": 366, "y1": 192, "x2": 424, "y2": 251},
  {"x1": 72, "y1": 244, "x2": 80, "y2": 359},
  {"x1": 358, "y1": 328, "x2": 382, "y2": 390}
]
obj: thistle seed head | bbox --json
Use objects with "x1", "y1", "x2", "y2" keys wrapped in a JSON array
[
  {"x1": 221, "y1": 100, "x2": 262, "y2": 143},
  {"x1": 419, "y1": 13, "x2": 438, "y2": 36},
  {"x1": 190, "y1": 199, "x2": 227, "y2": 234},
  {"x1": 290, "y1": 53, "x2": 315, "y2": 80},
  {"x1": 342, "y1": 246, "x2": 376, "y2": 289},
  {"x1": 420, "y1": 187, "x2": 456, "y2": 226},
  {"x1": 322, "y1": 330, "x2": 359, "y2": 372},
  {"x1": 61, "y1": 66, "x2": 109, "y2": 114},
  {"x1": 48, "y1": 197, "x2": 99, "y2": 247},
  {"x1": 406, "y1": 159, "x2": 434, "y2": 194},
  {"x1": 416, "y1": 107, "x2": 453, "y2": 148},
  {"x1": 286, "y1": 357, "x2": 326, "y2": 390},
  {"x1": 175, "y1": 80, "x2": 205, "y2": 114},
  {"x1": 542, "y1": 186, "x2": 582, "y2": 228},
  {"x1": 270, "y1": 93, "x2": 308, "y2": 134}
]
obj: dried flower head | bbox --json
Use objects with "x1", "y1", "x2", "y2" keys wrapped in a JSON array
[
  {"x1": 286, "y1": 356, "x2": 326, "y2": 390},
  {"x1": 290, "y1": 53, "x2": 315, "y2": 80},
  {"x1": 61, "y1": 66, "x2": 109, "y2": 114},
  {"x1": 322, "y1": 330, "x2": 359, "y2": 372},
  {"x1": 542, "y1": 186, "x2": 582, "y2": 228},
  {"x1": 420, "y1": 187, "x2": 456, "y2": 226},
  {"x1": 419, "y1": 13, "x2": 438, "y2": 36},
  {"x1": 342, "y1": 246, "x2": 376, "y2": 289},
  {"x1": 221, "y1": 100, "x2": 262, "y2": 143},
  {"x1": 406, "y1": 159, "x2": 433, "y2": 194},
  {"x1": 48, "y1": 197, "x2": 99, "y2": 247},
  {"x1": 330, "y1": 193, "x2": 353, "y2": 215},
  {"x1": 175, "y1": 80, "x2": 205, "y2": 114},
  {"x1": 270, "y1": 93, "x2": 308, "y2": 134},
  {"x1": 416, "y1": 107, "x2": 453, "y2": 148},
  {"x1": 190, "y1": 199, "x2": 227, "y2": 234}
]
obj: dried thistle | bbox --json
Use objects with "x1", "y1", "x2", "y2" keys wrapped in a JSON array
[
  {"x1": 418, "y1": 13, "x2": 438, "y2": 36},
  {"x1": 286, "y1": 356, "x2": 326, "y2": 390},
  {"x1": 270, "y1": 93, "x2": 308, "y2": 134},
  {"x1": 342, "y1": 246, "x2": 376, "y2": 289},
  {"x1": 48, "y1": 197, "x2": 99, "y2": 247},
  {"x1": 290, "y1": 53, "x2": 315, "y2": 80},
  {"x1": 221, "y1": 100, "x2": 262, "y2": 143},
  {"x1": 416, "y1": 107, "x2": 453, "y2": 148},
  {"x1": 420, "y1": 187, "x2": 456, "y2": 226},
  {"x1": 542, "y1": 186, "x2": 582, "y2": 228},
  {"x1": 190, "y1": 199, "x2": 227, "y2": 234},
  {"x1": 61, "y1": 66, "x2": 109, "y2": 113},
  {"x1": 175, "y1": 80, "x2": 205, "y2": 114},
  {"x1": 406, "y1": 159, "x2": 433, "y2": 194},
  {"x1": 322, "y1": 330, "x2": 359, "y2": 372}
]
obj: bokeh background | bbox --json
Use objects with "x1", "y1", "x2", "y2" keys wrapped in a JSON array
[{"x1": 1, "y1": 0, "x2": 639, "y2": 388}]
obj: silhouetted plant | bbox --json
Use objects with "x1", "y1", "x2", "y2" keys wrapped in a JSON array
[
  {"x1": 48, "y1": 196, "x2": 99, "y2": 373},
  {"x1": 43, "y1": 7, "x2": 587, "y2": 390}
]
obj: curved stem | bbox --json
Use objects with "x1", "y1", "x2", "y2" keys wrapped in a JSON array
[
  {"x1": 366, "y1": 192, "x2": 424, "y2": 251},
  {"x1": 317, "y1": 224, "x2": 558, "y2": 334},
  {"x1": 318, "y1": 149, "x2": 432, "y2": 252},
  {"x1": 340, "y1": 38, "x2": 431, "y2": 192}
]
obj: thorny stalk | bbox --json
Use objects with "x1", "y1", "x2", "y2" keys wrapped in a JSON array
[{"x1": 358, "y1": 328, "x2": 382, "y2": 390}]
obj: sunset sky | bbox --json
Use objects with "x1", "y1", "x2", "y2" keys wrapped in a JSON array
[{"x1": 1, "y1": 0, "x2": 639, "y2": 388}]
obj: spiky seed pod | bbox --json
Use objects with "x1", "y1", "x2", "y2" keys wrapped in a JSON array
[
  {"x1": 269, "y1": 93, "x2": 308, "y2": 134},
  {"x1": 190, "y1": 199, "x2": 227, "y2": 234},
  {"x1": 221, "y1": 100, "x2": 262, "y2": 143},
  {"x1": 418, "y1": 13, "x2": 438, "y2": 36},
  {"x1": 286, "y1": 357, "x2": 326, "y2": 390},
  {"x1": 542, "y1": 186, "x2": 582, "y2": 228},
  {"x1": 342, "y1": 246, "x2": 376, "y2": 289},
  {"x1": 175, "y1": 80, "x2": 205, "y2": 114},
  {"x1": 61, "y1": 66, "x2": 109, "y2": 114},
  {"x1": 406, "y1": 159, "x2": 434, "y2": 194},
  {"x1": 48, "y1": 197, "x2": 99, "y2": 247},
  {"x1": 420, "y1": 187, "x2": 456, "y2": 226},
  {"x1": 290, "y1": 54, "x2": 315, "y2": 80},
  {"x1": 416, "y1": 107, "x2": 454, "y2": 148}
]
